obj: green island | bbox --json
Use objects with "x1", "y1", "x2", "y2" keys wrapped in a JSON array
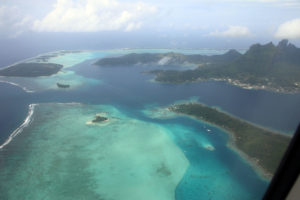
[
  {"x1": 92, "y1": 115, "x2": 109, "y2": 123},
  {"x1": 0, "y1": 63, "x2": 63, "y2": 77},
  {"x1": 56, "y1": 82, "x2": 70, "y2": 88},
  {"x1": 95, "y1": 50, "x2": 241, "y2": 66},
  {"x1": 95, "y1": 40, "x2": 300, "y2": 93},
  {"x1": 85, "y1": 113, "x2": 110, "y2": 125},
  {"x1": 168, "y1": 102, "x2": 291, "y2": 177}
]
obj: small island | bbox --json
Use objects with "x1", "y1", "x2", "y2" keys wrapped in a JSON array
[
  {"x1": 35, "y1": 54, "x2": 59, "y2": 62},
  {"x1": 56, "y1": 82, "x2": 70, "y2": 88},
  {"x1": 0, "y1": 63, "x2": 63, "y2": 77},
  {"x1": 86, "y1": 113, "x2": 109, "y2": 125},
  {"x1": 169, "y1": 102, "x2": 291, "y2": 178},
  {"x1": 92, "y1": 115, "x2": 108, "y2": 123}
]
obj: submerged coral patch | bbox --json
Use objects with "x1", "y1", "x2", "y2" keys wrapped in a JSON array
[{"x1": 0, "y1": 103, "x2": 189, "y2": 200}]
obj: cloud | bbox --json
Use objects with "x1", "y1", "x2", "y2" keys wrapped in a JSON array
[
  {"x1": 0, "y1": 6, "x2": 32, "y2": 38},
  {"x1": 33, "y1": 0, "x2": 157, "y2": 32},
  {"x1": 275, "y1": 18, "x2": 300, "y2": 39},
  {"x1": 209, "y1": 26, "x2": 251, "y2": 38}
]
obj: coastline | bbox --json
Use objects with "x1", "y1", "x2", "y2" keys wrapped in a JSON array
[
  {"x1": 86, "y1": 118, "x2": 110, "y2": 125},
  {"x1": 153, "y1": 76, "x2": 300, "y2": 94},
  {"x1": 172, "y1": 110, "x2": 273, "y2": 181},
  {"x1": 167, "y1": 103, "x2": 291, "y2": 180},
  {"x1": 226, "y1": 134, "x2": 273, "y2": 181},
  {"x1": 210, "y1": 104, "x2": 293, "y2": 137},
  {"x1": 0, "y1": 104, "x2": 37, "y2": 149},
  {"x1": 217, "y1": 78, "x2": 300, "y2": 94}
]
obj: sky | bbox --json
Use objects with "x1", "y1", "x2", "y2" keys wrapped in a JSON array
[{"x1": 0, "y1": 0, "x2": 300, "y2": 57}]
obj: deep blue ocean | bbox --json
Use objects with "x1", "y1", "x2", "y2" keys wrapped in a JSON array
[{"x1": 14, "y1": 58, "x2": 299, "y2": 133}]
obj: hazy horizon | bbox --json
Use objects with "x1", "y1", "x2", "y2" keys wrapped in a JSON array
[{"x1": 1, "y1": 0, "x2": 300, "y2": 67}]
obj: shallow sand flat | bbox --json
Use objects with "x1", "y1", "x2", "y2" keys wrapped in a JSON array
[
  {"x1": 46, "y1": 51, "x2": 105, "y2": 68},
  {"x1": 142, "y1": 106, "x2": 178, "y2": 119},
  {"x1": 0, "y1": 103, "x2": 189, "y2": 200}
]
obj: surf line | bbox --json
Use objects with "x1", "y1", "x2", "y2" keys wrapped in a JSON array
[
  {"x1": 0, "y1": 80, "x2": 34, "y2": 93},
  {"x1": 0, "y1": 104, "x2": 37, "y2": 149}
]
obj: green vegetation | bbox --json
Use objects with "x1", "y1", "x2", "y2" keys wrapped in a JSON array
[
  {"x1": 92, "y1": 115, "x2": 108, "y2": 123},
  {"x1": 152, "y1": 40, "x2": 300, "y2": 93},
  {"x1": 57, "y1": 82, "x2": 70, "y2": 88},
  {"x1": 95, "y1": 40, "x2": 300, "y2": 92},
  {"x1": 0, "y1": 63, "x2": 63, "y2": 77},
  {"x1": 169, "y1": 103, "x2": 291, "y2": 176},
  {"x1": 94, "y1": 50, "x2": 241, "y2": 66}
]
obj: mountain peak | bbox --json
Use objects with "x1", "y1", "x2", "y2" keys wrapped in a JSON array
[{"x1": 277, "y1": 39, "x2": 289, "y2": 48}]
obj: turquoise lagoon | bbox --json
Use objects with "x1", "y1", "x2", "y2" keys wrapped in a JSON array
[
  {"x1": 1, "y1": 49, "x2": 299, "y2": 199},
  {"x1": 0, "y1": 104, "x2": 188, "y2": 200}
]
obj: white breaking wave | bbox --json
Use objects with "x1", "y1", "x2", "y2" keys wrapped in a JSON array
[
  {"x1": 0, "y1": 104, "x2": 37, "y2": 149},
  {"x1": 0, "y1": 80, "x2": 34, "y2": 93}
]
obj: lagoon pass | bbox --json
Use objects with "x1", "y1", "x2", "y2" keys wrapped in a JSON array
[{"x1": 0, "y1": 47, "x2": 300, "y2": 200}]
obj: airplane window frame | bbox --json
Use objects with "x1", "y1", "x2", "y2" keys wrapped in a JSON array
[{"x1": 263, "y1": 124, "x2": 300, "y2": 200}]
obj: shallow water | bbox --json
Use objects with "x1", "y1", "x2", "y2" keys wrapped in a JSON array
[
  {"x1": 0, "y1": 49, "x2": 299, "y2": 199},
  {"x1": 0, "y1": 104, "x2": 189, "y2": 200}
]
